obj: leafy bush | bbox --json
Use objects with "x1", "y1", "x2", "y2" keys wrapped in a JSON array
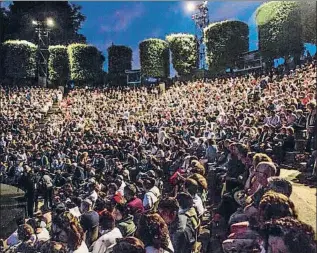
[
  {"x1": 68, "y1": 43, "x2": 104, "y2": 83},
  {"x1": 299, "y1": 1, "x2": 316, "y2": 44},
  {"x1": 139, "y1": 38, "x2": 170, "y2": 78},
  {"x1": 166, "y1": 33, "x2": 198, "y2": 76},
  {"x1": 48, "y1": 45, "x2": 69, "y2": 85},
  {"x1": 108, "y1": 45, "x2": 132, "y2": 85},
  {"x1": 3, "y1": 40, "x2": 37, "y2": 80},
  {"x1": 256, "y1": 1, "x2": 303, "y2": 60},
  {"x1": 108, "y1": 45, "x2": 132, "y2": 74},
  {"x1": 204, "y1": 20, "x2": 249, "y2": 72}
]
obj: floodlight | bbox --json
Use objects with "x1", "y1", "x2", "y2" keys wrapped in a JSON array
[
  {"x1": 47, "y1": 18, "x2": 54, "y2": 27},
  {"x1": 32, "y1": 20, "x2": 38, "y2": 25},
  {"x1": 186, "y1": 2, "x2": 196, "y2": 13}
]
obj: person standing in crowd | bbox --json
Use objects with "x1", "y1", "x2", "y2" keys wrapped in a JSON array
[
  {"x1": 205, "y1": 139, "x2": 218, "y2": 163},
  {"x1": 51, "y1": 211, "x2": 89, "y2": 253},
  {"x1": 80, "y1": 199, "x2": 99, "y2": 248},
  {"x1": 124, "y1": 184, "x2": 144, "y2": 218},
  {"x1": 91, "y1": 210, "x2": 122, "y2": 253},
  {"x1": 40, "y1": 169, "x2": 54, "y2": 210},
  {"x1": 20, "y1": 166, "x2": 36, "y2": 218},
  {"x1": 306, "y1": 101, "x2": 317, "y2": 152},
  {"x1": 137, "y1": 213, "x2": 174, "y2": 253},
  {"x1": 158, "y1": 198, "x2": 196, "y2": 253}
]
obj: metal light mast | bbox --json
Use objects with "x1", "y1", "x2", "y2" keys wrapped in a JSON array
[
  {"x1": 32, "y1": 18, "x2": 54, "y2": 87},
  {"x1": 190, "y1": 1, "x2": 209, "y2": 70}
]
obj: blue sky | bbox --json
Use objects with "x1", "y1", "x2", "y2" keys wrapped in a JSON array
[{"x1": 74, "y1": 1, "x2": 264, "y2": 73}]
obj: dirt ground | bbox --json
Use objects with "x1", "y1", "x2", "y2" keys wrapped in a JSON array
[{"x1": 280, "y1": 169, "x2": 317, "y2": 237}]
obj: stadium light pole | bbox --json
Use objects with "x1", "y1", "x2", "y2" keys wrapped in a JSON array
[
  {"x1": 185, "y1": 1, "x2": 209, "y2": 71},
  {"x1": 32, "y1": 17, "x2": 55, "y2": 87}
]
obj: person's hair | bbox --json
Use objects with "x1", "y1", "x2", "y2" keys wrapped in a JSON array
[
  {"x1": 37, "y1": 241, "x2": 68, "y2": 253},
  {"x1": 237, "y1": 144, "x2": 249, "y2": 157},
  {"x1": 256, "y1": 162, "x2": 277, "y2": 178},
  {"x1": 137, "y1": 213, "x2": 170, "y2": 250},
  {"x1": 287, "y1": 127, "x2": 294, "y2": 135},
  {"x1": 52, "y1": 211, "x2": 84, "y2": 250},
  {"x1": 113, "y1": 237, "x2": 145, "y2": 253},
  {"x1": 261, "y1": 217, "x2": 316, "y2": 253},
  {"x1": 17, "y1": 224, "x2": 34, "y2": 241},
  {"x1": 267, "y1": 177, "x2": 292, "y2": 197},
  {"x1": 247, "y1": 152, "x2": 256, "y2": 161},
  {"x1": 207, "y1": 139, "x2": 216, "y2": 146},
  {"x1": 184, "y1": 178, "x2": 198, "y2": 196},
  {"x1": 158, "y1": 197, "x2": 179, "y2": 213},
  {"x1": 253, "y1": 153, "x2": 272, "y2": 167},
  {"x1": 143, "y1": 177, "x2": 155, "y2": 190},
  {"x1": 190, "y1": 160, "x2": 205, "y2": 176},
  {"x1": 99, "y1": 210, "x2": 115, "y2": 230},
  {"x1": 125, "y1": 183, "x2": 137, "y2": 196},
  {"x1": 177, "y1": 192, "x2": 193, "y2": 210},
  {"x1": 307, "y1": 101, "x2": 316, "y2": 109},
  {"x1": 259, "y1": 191, "x2": 297, "y2": 222},
  {"x1": 114, "y1": 202, "x2": 128, "y2": 217},
  {"x1": 108, "y1": 183, "x2": 118, "y2": 192}
]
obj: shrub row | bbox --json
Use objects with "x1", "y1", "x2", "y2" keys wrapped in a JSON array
[{"x1": 1, "y1": 41, "x2": 104, "y2": 84}]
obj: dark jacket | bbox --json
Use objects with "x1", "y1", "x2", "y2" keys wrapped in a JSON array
[
  {"x1": 283, "y1": 135, "x2": 295, "y2": 151},
  {"x1": 169, "y1": 208, "x2": 199, "y2": 253}
]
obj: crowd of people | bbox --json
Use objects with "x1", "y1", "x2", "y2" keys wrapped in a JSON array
[{"x1": 0, "y1": 60, "x2": 316, "y2": 253}]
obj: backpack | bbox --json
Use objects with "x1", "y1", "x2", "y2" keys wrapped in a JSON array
[{"x1": 184, "y1": 208, "x2": 201, "y2": 253}]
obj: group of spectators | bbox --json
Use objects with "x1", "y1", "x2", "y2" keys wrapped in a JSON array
[{"x1": 0, "y1": 60, "x2": 316, "y2": 253}]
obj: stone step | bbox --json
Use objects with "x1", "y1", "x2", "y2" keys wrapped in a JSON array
[
  {"x1": 285, "y1": 151, "x2": 300, "y2": 164},
  {"x1": 295, "y1": 139, "x2": 307, "y2": 152}
]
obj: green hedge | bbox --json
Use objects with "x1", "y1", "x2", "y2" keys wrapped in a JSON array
[
  {"x1": 48, "y1": 45, "x2": 69, "y2": 85},
  {"x1": 139, "y1": 38, "x2": 170, "y2": 78},
  {"x1": 108, "y1": 45, "x2": 132, "y2": 74},
  {"x1": 68, "y1": 43, "x2": 104, "y2": 83},
  {"x1": 299, "y1": 2, "x2": 316, "y2": 44},
  {"x1": 166, "y1": 33, "x2": 198, "y2": 76},
  {"x1": 256, "y1": 1, "x2": 303, "y2": 60},
  {"x1": 3, "y1": 40, "x2": 37, "y2": 80},
  {"x1": 108, "y1": 45, "x2": 132, "y2": 85},
  {"x1": 204, "y1": 21, "x2": 249, "y2": 72}
]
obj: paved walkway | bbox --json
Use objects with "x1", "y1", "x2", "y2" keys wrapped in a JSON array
[{"x1": 280, "y1": 169, "x2": 316, "y2": 236}]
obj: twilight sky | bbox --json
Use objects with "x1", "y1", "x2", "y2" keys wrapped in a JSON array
[
  {"x1": 74, "y1": 1, "x2": 264, "y2": 73},
  {"x1": 2, "y1": 1, "x2": 316, "y2": 74}
]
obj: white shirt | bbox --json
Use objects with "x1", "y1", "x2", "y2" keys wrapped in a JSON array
[
  {"x1": 143, "y1": 191, "x2": 158, "y2": 209},
  {"x1": 88, "y1": 190, "x2": 98, "y2": 203},
  {"x1": 36, "y1": 228, "x2": 50, "y2": 242},
  {"x1": 193, "y1": 194, "x2": 205, "y2": 217},
  {"x1": 117, "y1": 181, "x2": 126, "y2": 196},
  {"x1": 92, "y1": 228, "x2": 122, "y2": 253},
  {"x1": 145, "y1": 239, "x2": 174, "y2": 253},
  {"x1": 72, "y1": 241, "x2": 89, "y2": 253}
]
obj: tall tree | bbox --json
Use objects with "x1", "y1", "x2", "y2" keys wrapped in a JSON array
[
  {"x1": 299, "y1": 1, "x2": 316, "y2": 44},
  {"x1": 166, "y1": 33, "x2": 198, "y2": 77},
  {"x1": 4, "y1": 1, "x2": 86, "y2": 45},
  {"x1": 108, "y1": 45, "x2": 132, "y2": 85},
  {"x1": 139, "y1": 39, "x2": 170, "y2": 79},
  {"x1": 256, "y1": 1, "x2": 303, "y2": 62},
  {"x1": 204, "y1": 20, "x2": 249, "y2": 73},
  {"x1": 0, "y1": 6, "x2": 9, "y2": 43}
]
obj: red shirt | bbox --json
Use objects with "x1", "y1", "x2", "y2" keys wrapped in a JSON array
[{"x1": 127, "y1": 197, "x2": 144, "y2": 214}]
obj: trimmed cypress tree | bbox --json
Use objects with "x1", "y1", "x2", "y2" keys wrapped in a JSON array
[
  {"x1": 204, "y1": 20, "x2": 249, "y2": 73},
  {"x1": 139, "y1": 38, "x2": 170, "y2": 78},
  {"x1": 166, "y1": 33, "x2": 198, "y2": 77}
]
